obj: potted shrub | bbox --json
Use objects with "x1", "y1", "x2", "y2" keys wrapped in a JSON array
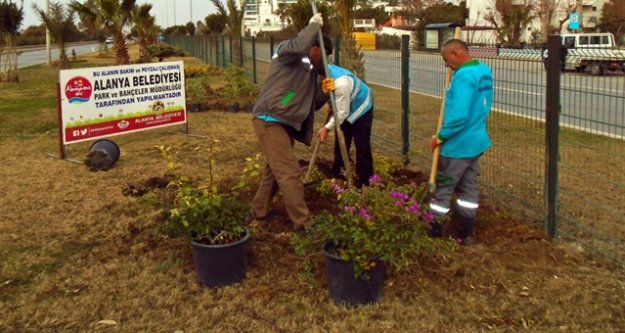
[
  {"x1": 293, "y1": 175, "x2": 455, "y2": 306},
  {"x1": 155, "y1": 143, "x2": 260, "y2": 287},
  {"x1": 185, "y1": 78, "x2": 207, "y2": 112}
]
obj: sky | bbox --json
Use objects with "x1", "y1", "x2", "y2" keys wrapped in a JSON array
[{"x1": 21, "y1": 0, "x2": 218, "y2": 30}]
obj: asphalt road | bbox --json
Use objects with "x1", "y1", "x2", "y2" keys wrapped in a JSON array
[
  {"x1": 25, "y1": 41, "x2": 624, "y2": 138},
  {"x1": 362, "y1": 50, "x2": 625, "y2": 139},
  {"x1": 17, "y1": 42, "x2": 100, "y2": 69}
]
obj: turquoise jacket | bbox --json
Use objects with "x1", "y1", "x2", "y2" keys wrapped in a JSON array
[{"x1": 439, "y1": 60, "x2": 493, "y2": 159}]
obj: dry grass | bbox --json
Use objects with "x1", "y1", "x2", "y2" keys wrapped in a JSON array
[{"x1": 1, "y1": 45, "x2": 625, "y2": 333}]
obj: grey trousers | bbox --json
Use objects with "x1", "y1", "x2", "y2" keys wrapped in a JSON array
[
  {"x1": 429, "y1": 156, "x2": 481, "y2": 237},
  {"x1": 250, "y1": 119, "x2": 311, "y2": 227}
]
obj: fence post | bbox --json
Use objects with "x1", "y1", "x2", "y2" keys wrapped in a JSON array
[
  {"x1": 239, "y1": 37, "x2": 244, "y2": 67},
  {"x1": 252, "y1": 36, "x2": 257, "y2": 83},
  {"x1": 269, "y1": 35, "x2": 274, "y2": 58},
  {"x1": 221, "y1": 35, "x2": 226, "y2": 68},
  {"x1": 400, "y1": 35, "x2": 410, "y2": 165},
  {"x1": 545, "y1": 35, "x2": 561, "y2": 238},
  {"x1": 229, "y1": 35, "x2": 233, "y2": 65}
]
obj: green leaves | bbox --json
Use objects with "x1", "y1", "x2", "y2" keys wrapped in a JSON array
[{"x1": 151, "y1": 144, "x2": 259, "y2": 245}]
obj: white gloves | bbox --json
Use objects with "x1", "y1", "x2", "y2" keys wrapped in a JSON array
[{"x1": 309, "y1": 13, "x2": 323, "y2": 26}]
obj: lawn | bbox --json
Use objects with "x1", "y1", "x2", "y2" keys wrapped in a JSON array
[{"x1": 0, "y1": 45, "x2": 624, "y2": 332}]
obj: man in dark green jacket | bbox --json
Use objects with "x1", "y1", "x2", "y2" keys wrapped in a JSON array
[{"x1": 249, "y1": 13, "x2": 332, "y2": 231}]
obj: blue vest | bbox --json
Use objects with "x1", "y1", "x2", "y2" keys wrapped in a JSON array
[{"x1": 328, "y1": 64, "x2": 372, "y2": 124}]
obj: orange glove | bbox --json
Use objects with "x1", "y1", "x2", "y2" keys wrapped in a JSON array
[
  {"x1": 322, "y1": 78, "x2": 335, "y2": 93},
  {"x1": 431, "y1": 135, "x2": 444, "y2": 151}
]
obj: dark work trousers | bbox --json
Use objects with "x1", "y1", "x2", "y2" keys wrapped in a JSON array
[
  {"x1": 332, "y1": 108, "x2": 374, "y2": 187},
  {"x1": 250, "y1": 119, "x2": 311, "y2": 228},
  {"x1": 429, "y1": 156, "x2": 481, "y2": 238}
]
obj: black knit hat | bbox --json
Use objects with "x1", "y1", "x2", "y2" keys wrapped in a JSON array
[{"x1": 312, "y1": 34, "x2": 333, "y2": 55}]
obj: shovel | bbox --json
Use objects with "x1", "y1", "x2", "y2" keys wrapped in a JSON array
[
  {"x1": 310, "y1": 2, "x2": 355, "y2": 186},
  {"x1": 303, "y1": 139, "x2": 322, "y2": 184},
  {"x1": 304, "y1": 112, "x2": 332, "y2": 184},
  {"x1": 428, "y1": 26, "x2": 462, "y2": 194}
]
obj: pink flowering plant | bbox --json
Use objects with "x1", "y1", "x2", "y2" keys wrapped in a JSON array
[{"x1": 294, "y1": 174, "x2": 455, "y2": 278}]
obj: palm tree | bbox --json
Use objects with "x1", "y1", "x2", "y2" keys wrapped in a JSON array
[
  {"x1": 0, "y1": 0, "x2": 24, "y2": 82},
  {"x1": 69, "y1": 0, "x2": 136, "y2": 64},
  {"x1": 74, "y1": 0, "x2": 107, "y2": 53},
  {"x1": 209, "y1": 0, "x2": 246, "y2": 36},
  {"x1": 275, "y1": 3, "x2": 289, "y2": 29},
  {"x1": 131, "y1": 3, "x2": 157, "y2": 58},
  {"x1": 33, "y1": 2, "x2": 75, "y2": 69}
]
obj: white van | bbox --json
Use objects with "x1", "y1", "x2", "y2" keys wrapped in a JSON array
[
  {"x1": 559, "y1": 32, "x2": 625, "y2": 75},
  {"x1": 560, "y1": 33, "x2": 616, "y2": 49}
]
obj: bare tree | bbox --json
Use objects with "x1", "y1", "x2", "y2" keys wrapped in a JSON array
[{"x1": 484, "y1": 0, "x2": 536, "y2": 45}]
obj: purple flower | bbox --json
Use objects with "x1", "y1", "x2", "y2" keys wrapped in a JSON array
[
  {"x1": 369, "y1": 174, "x2": 382, "y2": 185},
  {"x1": 358, "y1": 207, "x2": 371, "y2": 220},
  {"x1": 422, "y1": 211, "x2": 434, "y2": 222},
  {"x1": 331, "y1": 183, "x2": 345, "y2": 194},
  {"x1": 407, "y1": 201, "x2": 421, "y2": 215},
  {"x1": 344, "y1": 205, "x2": 357, "y2": 213},
  {"x1": 389, "y1": 191, "x2": 409, "y2": 201}
]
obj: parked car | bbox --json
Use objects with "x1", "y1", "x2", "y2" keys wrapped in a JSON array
[{"x1": 105, "y1": 37, "x2": 114, "y2": 45}]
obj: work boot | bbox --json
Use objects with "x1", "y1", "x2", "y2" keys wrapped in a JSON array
[
  {"x1": 292, "y1": 218, "x2": 314, "y2": 233},
  {"x1": 245, "y1": 210, "x2": 282, "y2": 224},
  {"x1": 457, "y1": 236, "x2": 476, "y2": 246},
  {"x1": 459, "y1": 216, "x2": 476, "y2": 239},
  {"x1": 428, "y1": 222, "x2": 443, "y2": 238}
]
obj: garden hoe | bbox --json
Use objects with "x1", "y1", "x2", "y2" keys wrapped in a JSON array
[
  {"x1": 310, "y1": 2, "x2": 355, "y2": 186},
  {"x1": 428, "y1": 26, "x2": 462, "y2": 194}
]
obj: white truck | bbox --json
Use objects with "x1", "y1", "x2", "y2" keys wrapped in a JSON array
[{"x1": 560, "y1": 32, "x2": 625, "y2": 75}]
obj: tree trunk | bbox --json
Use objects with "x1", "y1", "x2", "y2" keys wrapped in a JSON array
[
  {"x1": 1, "y1": 33, "x2": 19, "y2": 83},
  {"x1": 115, "y1": 37, "x2": 130, "y2": 65}
]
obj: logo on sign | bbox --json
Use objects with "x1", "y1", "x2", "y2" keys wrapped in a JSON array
[
  {"x1": 72, "y1": 128, "x2": 89, "y2": 137},
  {"x1": 569, "y1": 12, "x2": 581, "y2": 30},
  {"x1": 65, "y1": 76, "x2": 93, "y2": 104}
]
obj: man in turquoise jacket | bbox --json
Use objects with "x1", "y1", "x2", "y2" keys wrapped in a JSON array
[{"x1": 429, "y1": 39, "x2": 493, "y2": 245}]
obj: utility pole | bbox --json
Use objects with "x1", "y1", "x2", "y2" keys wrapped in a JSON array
[
  {"x1": 46, "y1": 0, "x2": 51, "y2": 65},
  {"x1": 190, "y1": 0, "x2": 193, "y2": 24}
]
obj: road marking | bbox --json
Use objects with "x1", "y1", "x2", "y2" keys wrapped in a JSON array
[
  {"x1": 562, "y1": 83, "x2": 625, "y2": 94},
  {"x1": 495, "y1": 87, "x2": 542, "y2": 96}
]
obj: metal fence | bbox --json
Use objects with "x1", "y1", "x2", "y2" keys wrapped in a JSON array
[{"x1": 165, "y1": 34, "x2": 625, "y2": 267}]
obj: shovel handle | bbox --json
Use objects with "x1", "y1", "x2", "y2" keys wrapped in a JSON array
[
  {"x1": 304, "y1": 139, "x2": 321, "y2": 183},
  {"x1": 428, "y1": 26, "x2": 462, "y2": 193}
]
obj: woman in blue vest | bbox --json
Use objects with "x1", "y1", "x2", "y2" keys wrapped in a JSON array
[{"x1": 317, "y1": 64, "x2": 374, "y2": 188}]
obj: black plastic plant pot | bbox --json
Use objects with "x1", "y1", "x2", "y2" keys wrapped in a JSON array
[
  {"x1": 191, "y1": 229, "x2": 250, "y2": 288},
  {"x1": 187, "y1": 103, "x2": 203, "y2": 112},
  {"x1": 323, "y1": 242, "x2": 385, "y2": 307},
  {"x1": 228, "y1": 103, "x2": 240, "y2": 113},
  {"x1": 85, "y1": 139, "x2": 120, "y2": 171}
]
